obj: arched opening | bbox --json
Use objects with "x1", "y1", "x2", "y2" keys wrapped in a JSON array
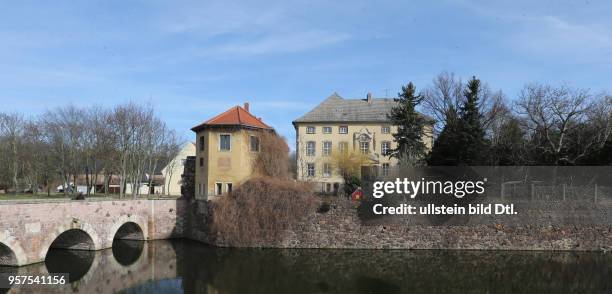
[
  {"x1": 112, "y1": 222, "x2": 145, "y2": 266},
  {"x1": 0, "y1": 242, "x2": 17, "y2": 266},
  {"x1": 45, "y1": 229, "x2": 96, "y2": 283},
  {"x1": 49, "y1": 229, "x2": 95, "y2": 250},
  {"x1": 114, "y1": 222, "x2": 144, "y2": 240}
]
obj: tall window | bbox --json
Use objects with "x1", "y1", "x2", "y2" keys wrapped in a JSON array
[
  {"x1": 219, "y1": 134, "x2": 231, "y2": 151},
  {"x1": 215, "y1": 182, "x2": 223, "y2": 195},
  {"x1": 323, "y1": 126, "x2": 332, "y2": 134},
  {"x1": 306, "y1": 126, "x2": 316, "y2": 134},
  {"x1": 226, "y1": 183, "x2": 233, "y2": 193},
  {"x1": 339, "y1": 141, "x2": 349, "y2": 154},
  {"x1": 250, "y1": 136, "x2": 260, "y2": 152},
  {"x1": 199, "y1": 157, "x2": 204, "y2": 167},
  {"x1": 322, "y1": 141, "x2": 332, "y2": 156},
  {"x1": 307, "y1": 163, "x2": 315, "y2": 177},
  {"x1": 381, "y1": 141, "x2": 391, "y2": 156},
  {"x1": 339, "y1": 126, "x2": 348, "y2": 134},
  {"x1": 199, "y1": 136, "x2": 205, "y2": 151},
  {"x1": 306, "y1": 141, "x2": 316, "y2": 156},
  {"x1": 323, "y1": 163, "x2": 332, "y2": 177},
  {"x1": 360, "y1": 141, "x2": 369, "y2": 154},
  {"x1": 381, "y1": 126, "x2": 390, "y2": 134},
  {"x1": 382, "y1": 163, "x2": 390, "y2": 176}
]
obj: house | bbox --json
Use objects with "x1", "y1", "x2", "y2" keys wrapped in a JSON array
[
  {"x1": 55, "y1": 174, "x2": 164, "y2": 195},
  {"x1": 292, "y1": 92, "x2": 433, "y2": 194},
  {"x1": 161, "y1": 142, "x2": 196, "y2": 196},
  {"x1": 191, "y1": 102, "x2": 273, "y2": 200}
]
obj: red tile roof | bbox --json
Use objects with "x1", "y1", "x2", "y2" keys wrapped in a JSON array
[{"x1": 191, "y1": 105, "x2": 272, "y2": 131}]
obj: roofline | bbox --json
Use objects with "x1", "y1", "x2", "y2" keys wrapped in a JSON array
[
  {"x1": 292, "y1": 119, "x2": 435, "y2": 126},
  {"x1": 190, "y1": 105, "x2": 272, "y2": 131},
  {"x1": 191, "y1": 124, "x2": 273, "y2": 132}
]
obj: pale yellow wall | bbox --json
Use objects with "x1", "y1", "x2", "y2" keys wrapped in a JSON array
[
  {"x1": 162, "y1": 142, "x2": 196, "y2": 196},
  {"x1": 195, "y1": 128, "x2": 262, "y2": 200},
  {"x1": 294, "y1": 122, "x2": 433, "y2": 191}
]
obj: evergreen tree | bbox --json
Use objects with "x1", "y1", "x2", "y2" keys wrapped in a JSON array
[
  {"x1": 388, "y1": 82, "x2": 427, "y2": 165},
  {"x1": 457, "y1": 76, "x2": 489, "y2": 165},
  {"x1": 427, "y1": 106, "x2": 461, "y2": 165},
  {"x1": 428, "y1": 76, "x2": 490, "y2": 165}
]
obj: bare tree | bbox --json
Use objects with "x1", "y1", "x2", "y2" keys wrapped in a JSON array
[
  {"x1": 0, "y1": 113, "x2": 24, "y2": 193},
  {"x1": 516, "y1": 84, "x2": 610, "y2": 164},
  {"x1": 421, "y1": 71, "x2": 507, "y2": 135}
]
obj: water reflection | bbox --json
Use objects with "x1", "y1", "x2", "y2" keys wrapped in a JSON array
[
  {"x1": 112, "y1": 240, "x2": 144, "y2": 266},
  {"x1": 0, "y1": 240, "x2": 610, "y2": 294},
  {"x1": 45, "y1": 249, "x2": 95, "y2": 282}
]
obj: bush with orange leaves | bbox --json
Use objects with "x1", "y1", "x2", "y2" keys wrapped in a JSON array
[{"x1": 211, "y1": 177, "x2": 317, "y2": 247}]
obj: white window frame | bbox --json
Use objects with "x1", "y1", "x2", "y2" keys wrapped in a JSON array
[
  {"x1": 219, "y1": 133, "x2": 231, "y2": 151},
  {"x1": 306, "y1": 141, "x2": 316, "y2": 156},
  {"x1": 226, "y1": 182, "x2": 233, "y2": 193},
  {"x1": 307, "y1": 163, "x2": 315, "y2": 177},
  {"x1": 306, "y1": 126, "x2": 316, "y2": 134},
  {"x1": 339, "y1": 126, "x2": 348, "y2": 134},
  {"x1": 322, "y1": 141, "x2": 332, "y2": 156},
  {"x1": 381, "y1": 126, "x2": 390, "y2": 134},
  {"x1": 323, "y1": 163, "x2": 332, "y2": 178},
  {"x1": 382, "y1": 163, "x2": 390, "y2": 176},
  {"x1": 381, "y1": 141, "x2": 391, "y2": 156},
  {"x1": 360, "y1": 141, "x2": 369, "y2": 154},
  {"x1": 322, "y1": 126, "x2": 332, "y2": 134}
]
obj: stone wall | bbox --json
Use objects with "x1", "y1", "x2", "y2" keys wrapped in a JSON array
[
  {"x1": 185, "y1": 199, "x2": 612, "y2": 251},
  {"x1": 0, "y1": 199, "x2": 185, "y2": 266}
]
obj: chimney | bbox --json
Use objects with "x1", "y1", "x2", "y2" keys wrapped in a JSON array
[
  {"x1": 366, "y1": 92, "x2": 372, "y2": 103},
  {"x1": 244, "y1": 102, "x2": 250, "y2": 112}
]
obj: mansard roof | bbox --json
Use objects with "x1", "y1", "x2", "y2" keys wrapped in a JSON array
[{"x1": 293, "y1": 92, "x2": 432, "y2": 125}]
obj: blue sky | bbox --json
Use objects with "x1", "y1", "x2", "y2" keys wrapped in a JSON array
[{"x1": 1, "y1": 0, "x2": 611, "y2": 145}]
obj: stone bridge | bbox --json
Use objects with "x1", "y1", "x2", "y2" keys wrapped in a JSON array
[{"x1": 0, "y1": 199, "x2": 186, "y2": 266}]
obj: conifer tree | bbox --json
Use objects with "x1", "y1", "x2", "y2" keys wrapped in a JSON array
[
  {"x1": 428, "y1": 76, "x2": 490, "y2": 165},
  {"x1": 457, "y1": 76, "x2": 489, "y2": 165},
  {"x1": 388, "y1": 82, "x2": 427, "y2": 165},
  {"x1": 427, "y1": 106, "x2": 461, "y2": 165}
]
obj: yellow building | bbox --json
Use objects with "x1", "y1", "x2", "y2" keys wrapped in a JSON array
[
  {"x1": 191, "y1": 103, "x2": 272, "y2": 200},
  {"x1": 292, "y1": 93, "x2": 433, "y2": 194}
]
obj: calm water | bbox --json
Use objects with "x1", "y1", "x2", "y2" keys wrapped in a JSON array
[{"x1": 1, "y1": 239, "x2": 610, "y2": 294}]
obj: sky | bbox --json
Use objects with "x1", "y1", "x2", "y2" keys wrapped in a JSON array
[{"x1": 1, "y1": 0, "x2": 611, "y2": 146}]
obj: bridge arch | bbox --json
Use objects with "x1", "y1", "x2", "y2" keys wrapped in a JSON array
[
  {"x1": 0, "y1": 242, "x2": 17, "y2": 266},
  {"x1": 0, "y1": 234, "x2": 27, "y2": 266},
  {"x1": 38, "y1": 220, "x2": 102, "y2": 261},
  {"x1": 109, "y1": 215, "x2": 148, "y2": 243}
]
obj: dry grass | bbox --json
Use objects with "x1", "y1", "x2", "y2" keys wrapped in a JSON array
[{"x1": 211, "y1": 177, "x2": 317, "y2": 247}]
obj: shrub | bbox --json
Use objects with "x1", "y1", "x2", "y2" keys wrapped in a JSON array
[
  {"x1": 253, "y1": 131, "x2": 292, "y2": 179},
  {"x1": 211, "y1": 177, "x2": 317, "y2": 247}
]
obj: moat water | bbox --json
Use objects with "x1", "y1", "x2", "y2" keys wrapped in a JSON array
[{"x1": 1, "y1": 240, "x2": 610, "y2": 294}]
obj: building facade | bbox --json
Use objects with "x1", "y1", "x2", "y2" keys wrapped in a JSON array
[
  {"x1": 161, "y1": 142, "x2": 196, "y2": 196},
  {"x1": 191, "y1": 103, "x2": 272, "y2": 200},
  {"x1": 293, "y1": 93, "x2": 433, "y2": 194}
]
